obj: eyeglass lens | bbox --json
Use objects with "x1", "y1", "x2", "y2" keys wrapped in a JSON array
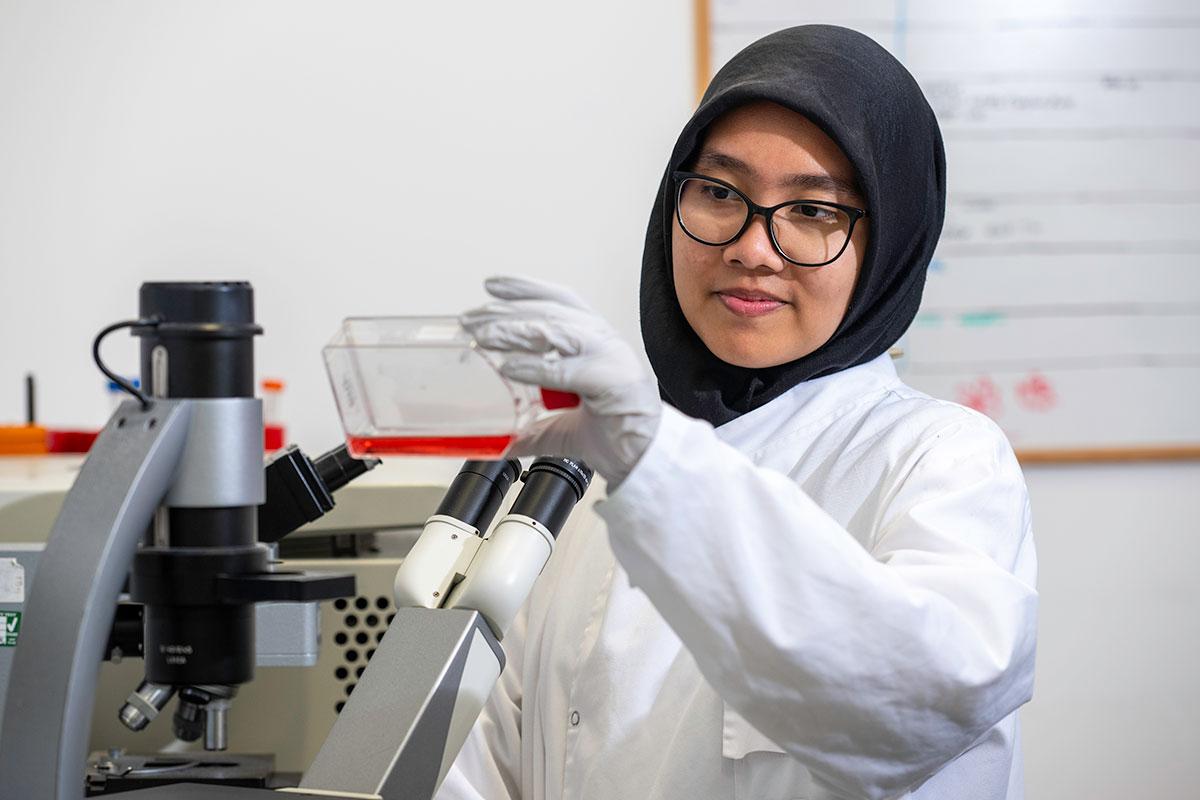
[{"x1": 677, "y1": 177, "x2": 854, "y2": 266}]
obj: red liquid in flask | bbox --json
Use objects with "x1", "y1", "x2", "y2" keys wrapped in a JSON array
[{"x1": 347, "y1": 434, "x2": 514, "y2": 457}]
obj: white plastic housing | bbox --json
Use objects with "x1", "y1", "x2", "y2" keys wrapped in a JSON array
[
  {"x1": 445, "y1": 514, "x2": 554, "y2": 639},
  {"x1": 393, "y1": 515, "x2": 483, "y2": 609}
]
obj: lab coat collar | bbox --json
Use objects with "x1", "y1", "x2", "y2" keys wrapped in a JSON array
[{"x1": 712, "y1": 353, "x2": 901, "y2": 455}]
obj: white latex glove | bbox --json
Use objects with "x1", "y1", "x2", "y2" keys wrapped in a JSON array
[{"x1": 460, "y1": 276, "x2": 662, "y2": 488}]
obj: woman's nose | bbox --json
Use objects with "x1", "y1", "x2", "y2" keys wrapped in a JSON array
[{"x1": 722, "y1": 215, "x2": 786, "y2": 273}]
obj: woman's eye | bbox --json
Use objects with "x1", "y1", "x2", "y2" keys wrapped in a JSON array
[
  {"x1": 788, "y1": 203, "x2": 838, "y2": 222},
  {"x1": 701, "y1": 184, "x2": 734, "y2": 201}
]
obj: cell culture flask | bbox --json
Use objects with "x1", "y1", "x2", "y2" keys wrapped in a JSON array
[{"x1": 323, "y1": 316, "x2": 578, "y2": 458}]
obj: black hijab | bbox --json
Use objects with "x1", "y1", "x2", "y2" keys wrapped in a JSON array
[{"x1": 640, "y1": 25, "x2": 945, "y2": 426}]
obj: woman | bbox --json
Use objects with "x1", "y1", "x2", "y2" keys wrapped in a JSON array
[{"x1": 440, "y1": 25, "x2": 1037, "y2": 800}]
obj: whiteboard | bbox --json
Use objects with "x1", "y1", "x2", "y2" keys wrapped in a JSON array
[{"x1": 700, "y1": 0, "x2": 1200, "y2": 459}]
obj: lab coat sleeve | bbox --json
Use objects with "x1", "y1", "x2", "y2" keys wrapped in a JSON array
[
  {"x1": 596, "y1": 405, "x2": 1038, "y2": 800},
  {"x1": 434, "y1": 604, "x2": 527, "y2": 800}
]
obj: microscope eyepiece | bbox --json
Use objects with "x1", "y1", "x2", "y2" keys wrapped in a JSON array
[
  {"x1": 441, "y1": 456, "x2": 592, "y2": 639},
  {"x1": 522, "y1": 457, "x2": 592, "y2": 499},
  {"x1": 434, "y1": 459, "x2": 523, "y2": 532},
  {"x1": 393, "y1": 459, "x2": 523, "y2": 610},
  {"x1": 509, "y1": 457, "x2": 593, "y2": 538},
  {"x1": 314, "y1": 444, "x2": 381, "y2": 493}
]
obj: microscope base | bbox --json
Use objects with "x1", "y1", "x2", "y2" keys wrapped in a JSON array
[{"x1": 85, "y1": 751, "x2": 277, "y2": 796}]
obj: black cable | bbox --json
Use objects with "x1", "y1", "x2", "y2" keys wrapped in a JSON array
[
  {"x1": 93, "y1": 318, "x2": 159, "y2": 410},
  {"x1": 24, "y1": 373, "x2": 35, "y2": 425}
]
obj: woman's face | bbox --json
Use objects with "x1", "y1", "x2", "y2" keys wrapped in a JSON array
[{"x1": 671, "y1": 101, "x2": 869, "y2": 369}]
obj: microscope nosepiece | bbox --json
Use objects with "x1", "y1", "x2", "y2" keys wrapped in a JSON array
[{"x1": 118, "y1": 681, "x2": 175, "y2": 732}]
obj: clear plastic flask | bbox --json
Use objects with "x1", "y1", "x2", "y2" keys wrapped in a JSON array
[{"x1": 323, "y1": 316, "x2": 579, "y2": 458}]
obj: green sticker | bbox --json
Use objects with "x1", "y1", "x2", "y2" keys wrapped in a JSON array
[{"x1": 0, "y1": 611, "x2": 20, "y2": 646}]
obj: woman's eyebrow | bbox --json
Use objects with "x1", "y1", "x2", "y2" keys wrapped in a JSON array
[
  {"x1": 695, "y1": 150, "x2": 862, "y2": 201},
  {"x1": 782, "y1": 173, "x2": 863, "y2": 201},
  {"x1": 695, "y1": 150, "x2": 754, "y2": 176}
]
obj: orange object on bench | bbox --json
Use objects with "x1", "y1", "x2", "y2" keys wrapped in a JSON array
[{"x1": 0, "y1": 425, "x2": 48, "y2": 455}]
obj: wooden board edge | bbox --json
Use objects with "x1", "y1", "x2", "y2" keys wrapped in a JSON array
[
  {"x1": 1016, "y1": 446, "x2": 1200, "y2": 465},
  {"x1": 693, "y1": 0, "x2": 711, "y2": 104}
]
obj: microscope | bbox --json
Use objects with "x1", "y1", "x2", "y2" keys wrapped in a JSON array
[
  {"x1": 0, "y1": 281, "x2": 593, "y2": 800},
  {"x1": 295, "y1": 454, "x2": 592, "y2": 799},
  {"x1": 0, "y1": 282, "x2": 370, "y2": 795}
]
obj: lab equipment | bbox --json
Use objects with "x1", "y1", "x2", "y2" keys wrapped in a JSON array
[
  {"x1": 261, "y1": 378, "x2": 286, "y2": 451},
  {"x1": 0, "y1": 282, "x2": 370, "y2": 799},
  {"x1": 298, "y1": 455, "x2": 593, "y2": 799},
  {"x1": 0, "y1": 434, "x2": 446, "y2": 776},
  {"x1": 110, "y1": 441, "x2": 378, "y2": 742},
  {"x1": 0, "y1": 545, "x2": 39, "y2": 723},
  {"x1": 0, "y1": 424, "x2": 46, "y2": 454},
  {"x1": 323, "y1": 316, "x2": 579, "y2": 458},
  {"x1": 0, "y1": 281, "x2": 594, "y2": 799},
  {"x1": 5, "y1": 451, "x2": 591, "y2": 799},
  {"x1": 0, "y1": 374, "x2": 46, "y2": 454}
]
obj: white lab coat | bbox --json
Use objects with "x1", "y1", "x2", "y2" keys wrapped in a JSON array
[{"x1": 437, "y1": 353, "x2": 1038, "y2": 800}]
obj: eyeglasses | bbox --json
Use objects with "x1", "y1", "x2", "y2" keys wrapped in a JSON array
[{"x1": 673, "y1": 171, "x2": 868, "y2": 268}]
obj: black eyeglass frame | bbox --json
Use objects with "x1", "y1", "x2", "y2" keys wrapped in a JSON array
[{"x1": 672, "y1": 171, "x2": 869, "y2": 268}]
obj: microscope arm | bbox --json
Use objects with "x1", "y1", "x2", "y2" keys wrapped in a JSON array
[
  {"x1": 298, "y1": 606, "x2": 505, "y2": 799},
  {"x1": 0, "y1": 400, "x2": 193, "y2": 800}
]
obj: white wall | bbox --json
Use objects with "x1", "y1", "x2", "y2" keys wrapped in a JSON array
[
  {"x1": 1, "y1": 3, "x2": 1196, "y2": 798},
  {"x1": 0, "y1": 0, "x2": 693, "y2": 446},
  {"x1": 1021, "y1": 461, "x2": 1200, "y2": 798}
]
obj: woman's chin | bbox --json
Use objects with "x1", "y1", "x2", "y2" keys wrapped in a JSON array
[{"x1": 704, "y1": 336, "x2": 813, "y2": 369}]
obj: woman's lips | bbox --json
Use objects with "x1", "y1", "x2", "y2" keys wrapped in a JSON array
[{"x1": 717, "y1": 291, "x2": 786, "y2": 317}]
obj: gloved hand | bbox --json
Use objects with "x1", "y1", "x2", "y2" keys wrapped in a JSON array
[{"x1": 460, "y1": 276, "x2": 662, "y2": 488}]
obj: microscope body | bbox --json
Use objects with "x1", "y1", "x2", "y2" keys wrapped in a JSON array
[{"x1": 0, "y1": 283, "x2": 356, "y2": 799}]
